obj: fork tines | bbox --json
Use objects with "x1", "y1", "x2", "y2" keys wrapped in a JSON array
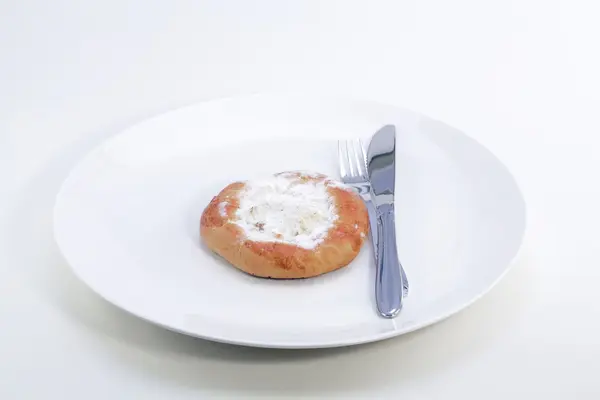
[{"x1": 338, "y1": 139, "x2": 368, "y2": 180}]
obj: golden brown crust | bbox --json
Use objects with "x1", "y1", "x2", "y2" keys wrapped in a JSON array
[{"x1": 200, "y1": 172, "x2": 369, "y2": 279}]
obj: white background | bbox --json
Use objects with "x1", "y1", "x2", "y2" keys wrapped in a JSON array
[{"x1": 1, "y1": 0, "x2": 598, "y2": 398}]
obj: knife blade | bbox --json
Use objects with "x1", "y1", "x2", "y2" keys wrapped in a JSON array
[{"x1": 367, "y1": 125, "x2": 404, "y2": 318}]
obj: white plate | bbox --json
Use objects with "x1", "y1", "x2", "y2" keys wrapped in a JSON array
[{"x1": 54, "y1": 94, "x2": 526, "y2": 349}]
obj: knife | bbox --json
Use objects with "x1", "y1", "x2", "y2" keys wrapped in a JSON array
[
  {"x1": 366, "y1": 200, "x2": 409, "y2": 299},
  {"x1": 367, "y1": 125, "x2": 404, "y2": 318},
  {"x1": 365, "y1": 197, "x2": 409, "y2": 298}
]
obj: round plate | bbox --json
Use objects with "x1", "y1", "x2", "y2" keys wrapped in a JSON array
[{"x1": 54, "y1": 94, "x2": 526, "y2": 349}]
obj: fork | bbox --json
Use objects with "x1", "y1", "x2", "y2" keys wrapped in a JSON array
[{"x1": 338, "y1": 139, "x2": 409, "y2": 298}]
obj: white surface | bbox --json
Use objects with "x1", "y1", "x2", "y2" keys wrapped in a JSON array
[
  {"x1": 1, "y1": 0, "x2": 598, "y2": 397},
  {"x1": 53, "y1": 95, "x2": 525, "y2": 348}
]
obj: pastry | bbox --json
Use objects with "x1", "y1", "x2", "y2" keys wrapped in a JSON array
[{"x1": 200, "y1": 171, "x2": 369, "y2": 279}]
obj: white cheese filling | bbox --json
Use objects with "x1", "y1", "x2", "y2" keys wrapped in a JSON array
[{"x1": 233, "y1": 174, "x2": 341, "y2": 249}]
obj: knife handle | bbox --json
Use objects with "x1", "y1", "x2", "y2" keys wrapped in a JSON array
[
  {"x1": 376, "y1": 203, "x2": 404, "y2": 318},
  {"x1": 365, "y1": 198, "x2": 409, "y2": 297}
]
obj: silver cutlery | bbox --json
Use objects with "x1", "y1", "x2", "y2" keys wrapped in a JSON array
[
  {"x1": 366, "y1": 125, "x2": 404, "y2": 318},
  {"x1": 338, "y1": 135, "x2": 408, "y2": 317}
]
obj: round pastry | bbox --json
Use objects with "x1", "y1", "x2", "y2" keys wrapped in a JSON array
[{"x1": 200, "y1": 171, "x2": 369, "y2": 279}]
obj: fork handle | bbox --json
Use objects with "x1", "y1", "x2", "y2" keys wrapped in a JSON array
[{"x1": 376, "y1": 203, "x2": 404, "y2": 318}]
